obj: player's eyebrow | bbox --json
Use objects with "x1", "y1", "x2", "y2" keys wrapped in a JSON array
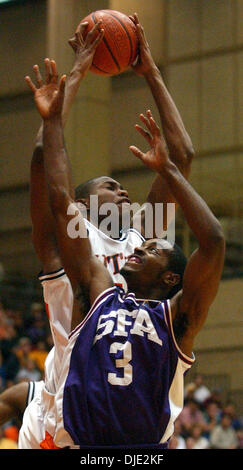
[
  {"x1": 103, "y1": 179, "x2": 123, "y2": 190},
  {"x1": 144, "y1": 240, "x2": 168, "y2": 252}
]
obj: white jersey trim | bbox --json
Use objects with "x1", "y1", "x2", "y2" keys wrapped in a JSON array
[
  {"x1": 85, "y1": 219, "x2": 145, "y2": 244},
  {"x1": 163, "y1": 299, "x2": 195, "y2": 366},
  {"x1": 26, "y1": 381, "x2": 35, "y2": 407},
  {"x1": 38, "y1": 268, "x2": 65, "y2": 282}
]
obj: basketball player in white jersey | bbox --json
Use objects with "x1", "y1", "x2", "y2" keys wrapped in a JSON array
[
  {"x1": 5, "y1": 15, "x2": 193, "y2": 447},
  {"x1": 27, "y1": 67, "x2": 225, "y2": 448}
]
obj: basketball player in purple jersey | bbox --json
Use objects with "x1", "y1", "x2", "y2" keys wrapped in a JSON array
[{"x1": 25, "y1": 63, "x2": 225, "y2": 448}]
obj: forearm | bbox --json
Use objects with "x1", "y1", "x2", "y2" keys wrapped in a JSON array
[
  {"x1": 62, "y1": 66, "x2": 84, "y2": 127},
  {"x1": 43, "y1": 116, "x2": 74, "y2": 208},
  {"x1": 30, "y1": 123, "x2": 55, "y2": 238},
  {"x1": 43, "y1": 116, "x2": 94, "y2": 289},
  {"x1": 31, "y1": 65, "x2": 83, "y2": 228},
  {"x1": 159, "y1": 161, "x2": 224, "y2": 250},
  {"x1": 145, "y1": 67, "x2": 194, "y2": 166}
]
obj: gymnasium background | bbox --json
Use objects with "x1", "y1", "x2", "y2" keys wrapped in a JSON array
[{"x1": 0, "y1": 0, "x2": 242, "y2": 415}]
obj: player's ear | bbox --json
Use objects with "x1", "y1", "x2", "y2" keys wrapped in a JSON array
[{"x1": 162, "y1": 271, "x2": 180, "y2": 287}]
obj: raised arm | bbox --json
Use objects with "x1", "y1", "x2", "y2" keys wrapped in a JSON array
[
  {"x1": 26, "y1": 54, "x2": 113, "y2": 323},
  {"x1": 130, "y1": 111, "x2": 225, "y2": 358},
  {"x1": 130, "y1": 14, "x2": 194, "y2": 236},
  {"x1": 28, "y1": 22, "x2": 103, "y2": 273}
]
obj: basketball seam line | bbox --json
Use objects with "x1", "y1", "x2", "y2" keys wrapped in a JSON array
[
  {"x1": 92, "y1": 12, "x2": 120, "y2": 72},
  {"x1": 106, "y1": 11, "x2": 134, "y2": 66}
]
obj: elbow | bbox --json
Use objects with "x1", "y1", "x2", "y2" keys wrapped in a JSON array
[
  {"x1": 182, "y1": 141, "x2": 195, "y2": 169},
  {"x1": 208, "y1": 223, "x2": 225, "y2": 252},
  {"x1": 186, "y1": 143, "x2": 195, "y2": 164},
  {"x1": 170, "y1": 139, "x2": 195, "y2": 175},
  {"x1": 31, "y1": 143, "x2": 44, "y2": 165}
]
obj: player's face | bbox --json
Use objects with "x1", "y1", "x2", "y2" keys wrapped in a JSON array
[
  {"x1": 122, "y1": 239, "x2": 173, "y2": 283},
  {"x1": 90, "y1": 176, "x2": 131, "y2": 217},
  {"x1": 91, "y1": 177, "x2": 130, "y2": 204}
]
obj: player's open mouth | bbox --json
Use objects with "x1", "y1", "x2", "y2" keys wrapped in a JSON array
[{"x1": 127, "y1": 255, "x2": 143, "y2": 264}]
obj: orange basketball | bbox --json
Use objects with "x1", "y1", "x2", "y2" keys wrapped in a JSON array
[{"x1": 78, "y1": 10, "x2": 139, "y2": 76}]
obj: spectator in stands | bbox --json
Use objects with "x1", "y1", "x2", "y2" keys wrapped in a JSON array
[
  {"x1": 168, "y1": 419, "x2": 186, "y2": 449},
  {"x1": 25, "y1": 309, "x2": 48, "y2": 345},
  {"x1": 29, "y1": 340, "x2": 49, "y2": 375},
  {"x1": 185, "y1": 436, "x2": 196, "y2": 449},
  {"x1": 222, "y1": 402, "x2": 242, "y2": 431},
  {"x1": 190, "y1": 374, "x2": 211, "y2": 406},
  {"x1": 203, "y1": 400, "x2": 222, "y2": 438},
  {"x1": 15, "y1": 357, "x2": 42, "y2": 383},
  {"x1": 0, "y1": 327, "x2": 20, "y2": 383},
  {"x1": 15, "y1": 337, "x2": 32, "y2": 367},
  {"x1": 190, "y1": 423, "x2": 210, "y2": 449},
  {"x1": 10, "y1": 310, "x2": 25, "y2": 340},
  {"x1": 210, "y1": 413, "x2": 239, "y2": 449},
  {"x1": 204, "y1": 387, "x2": 223, "y2": 409},
  {"x1": 24, "y1": 302, "x2": 43, "y2": 330},
  {"x1": 0, "y1": 323, "x2": 19, "y2": 358},
  {"x1": 236, "y1": 428, "x2": 243, "y2": 449},
  {"x1": 178, "y1": 398, "x2": 207, "y2": 437}
]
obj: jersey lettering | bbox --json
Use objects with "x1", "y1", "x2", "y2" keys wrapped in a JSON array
[
  {"x1": 93, "y1": 311, "x2": 117, "y2": 344},
  {"x1": 95, "y1": 253, "x2": 126, "y2": 275},
  {"x1": 93, "y1": 308, "x2": 162, "y2": 346},
  {"x1": 130, "y1": 309, "x2": 163, "y2": 346}
]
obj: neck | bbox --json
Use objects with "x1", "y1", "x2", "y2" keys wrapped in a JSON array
[{"x1": 124, "y1": 272, "x2": 169, "y2": 300}]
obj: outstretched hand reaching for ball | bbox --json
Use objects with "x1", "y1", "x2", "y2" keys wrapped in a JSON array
[
  {"x1": 130, "y1": 110, "x2": 170, "y2": 173},
  {"x1": 68, "y1": 20, "x2": 104, "y2": 77},
  {"x1": 25, "y1": 59, "x2": 66, "y2": 120}
]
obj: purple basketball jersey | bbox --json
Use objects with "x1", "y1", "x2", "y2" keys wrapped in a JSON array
[{"x1": 62, "y1": 287, "x2": 194, "y2": 447}]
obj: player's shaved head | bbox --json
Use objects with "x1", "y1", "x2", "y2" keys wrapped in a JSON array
[{"x1": 75, "y1": 177, "x2": 102, "y2": 200}]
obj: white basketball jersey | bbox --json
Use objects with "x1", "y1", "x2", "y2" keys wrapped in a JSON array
[{"x1": 85, "y1": 219, "x2": 145, "y2": 290}]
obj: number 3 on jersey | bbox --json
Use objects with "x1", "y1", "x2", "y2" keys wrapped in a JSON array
[{"x1": 108, "y1": 341, "x2": 132, "y2": 386}]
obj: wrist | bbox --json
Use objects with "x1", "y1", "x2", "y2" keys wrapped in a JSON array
[
  {"x1": 143, "y1": 64, "x2": 161, "y2": 80},
  {"x1": 44, "y1": 114, "x2": 62, "y2": 125},
  {"x1": 69, "y1": 66, "x2": 85, "y2": 79},
  {"x1": 158, "y1": 159, "x2": 177, "y2": 178}
]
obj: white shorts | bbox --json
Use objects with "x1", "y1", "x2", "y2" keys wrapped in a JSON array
[{"x1": 18, "y1": 380, "x2": 45, "y2": 449}]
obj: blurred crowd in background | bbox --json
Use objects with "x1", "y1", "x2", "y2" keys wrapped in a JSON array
[{"x1": 0, "y1": 298, "x2": 242, "y2": 450}]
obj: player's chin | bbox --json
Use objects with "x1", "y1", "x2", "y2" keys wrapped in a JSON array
[{"x1": 117, "y1": 202, "x2": 131, "y2": 216}]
